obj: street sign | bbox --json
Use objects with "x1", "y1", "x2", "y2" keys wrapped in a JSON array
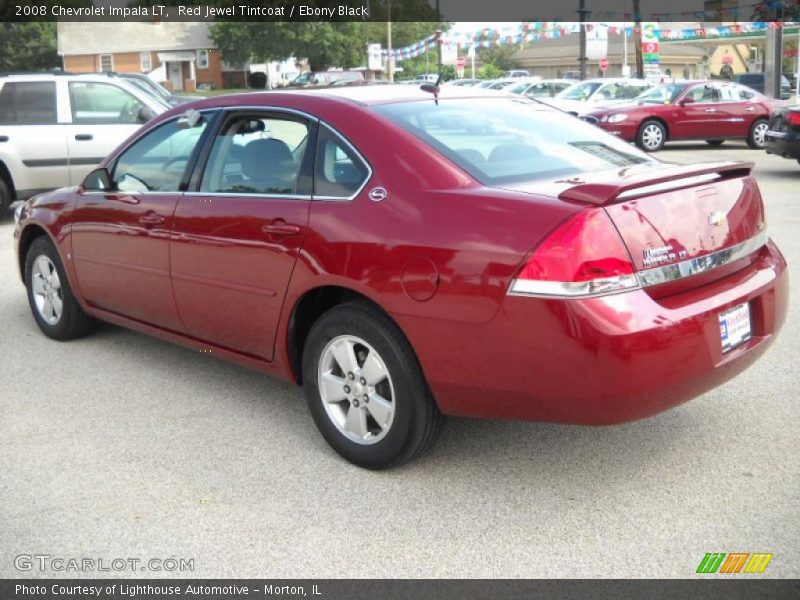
[
  {"x1": 457, "y1": 56, "x2": 466, "y2": 69},
  {"x1": 599, "y1": 58, "x2": 609, "y2": 72}
]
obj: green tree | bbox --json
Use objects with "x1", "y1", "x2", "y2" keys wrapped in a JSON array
[
  {"x1": 478, "y1": 45, "x2": 518, "y2": 71},
  {"x1": 212, "y1": 22, "x2": 363, "y2": 71},
  {"x1": 0, "y1": 23, "x2": 59, "y2": 72},
  {"x1": 478, "y1": 63, "x2": 503, "y2": 80}
]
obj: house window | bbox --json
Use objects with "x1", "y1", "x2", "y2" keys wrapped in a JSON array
[
  {"x1": 140, "y1": 52, "x2": 152, "y2": 72},
  {"x1": 99, "y1": 54, "x2": 113, "y2": 72},
  {"x1": 196, "y1": 49, "x2": 209, "y2": 69}
]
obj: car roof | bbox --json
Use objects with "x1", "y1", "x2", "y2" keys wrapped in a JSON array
[{"x1": 280, "y1": 83, "x2": 506, "y2": 106}]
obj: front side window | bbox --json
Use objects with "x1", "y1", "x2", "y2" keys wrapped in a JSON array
[
  {"x1": 637, "y1": 84, "x2": 687, "y2": 104},
  {"x1": 200, "y1": 114, "x2": 310, "y2": 195},
  {"x1": 69, "y1": 81, "x2": 147, "y2": 125},
  {"x1": 375, "y1": 98, "x2": 651, "y2": 185},
  {"x1": 558, "y1": 81, "x2": 602, "y2": 101},
  {"x1": 314, "y1": 125, "x2": 370, "y2": 198},
  {"x1": 112, "y1": 117, "x2": 209, "y2": 193},
  {"x1": 0, "y1": 81, "x2": 57, "y2": 125},
  {"x1": 685, "y1": 85, "x2": 718, "y2": 103}
]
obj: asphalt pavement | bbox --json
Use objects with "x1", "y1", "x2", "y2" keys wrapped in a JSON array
[{"x1": 0, "y1": 141, "x2": 797, "y2": 578}]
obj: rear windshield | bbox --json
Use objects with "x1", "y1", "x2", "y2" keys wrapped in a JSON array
[{"x1": 374, "y1": 98, "x2": 651, "y2": 185}]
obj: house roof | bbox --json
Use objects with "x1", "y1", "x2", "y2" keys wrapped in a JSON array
[{"x1": 57, "y1": 22, "x2": 214, "y2": 56}]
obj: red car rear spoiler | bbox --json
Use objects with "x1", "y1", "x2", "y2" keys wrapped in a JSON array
[{"x1": 558, "y1": 162, "x2": 754, "y2": 206}]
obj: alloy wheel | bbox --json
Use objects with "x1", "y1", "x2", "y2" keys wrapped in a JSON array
[
  {"x1": 317, "y1": 335, "x2": 395, "y2": 445},
  {"x1": 31, "y1": 255, "x2": 63, "y2": 325},
  {"x1": 753, "y1": 122, "x2": 768, "y2": 147},
  {"x1": 641, "y1": 123, "x2": 664, "y2": 150}
]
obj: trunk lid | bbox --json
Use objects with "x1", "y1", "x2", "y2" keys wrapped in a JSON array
[{"x1": 502, "y1": 161, "x2": 766, "y2": 290}]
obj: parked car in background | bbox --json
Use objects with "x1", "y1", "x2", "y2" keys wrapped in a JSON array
[
  {"x1": 486, "y1": 79, "x2": 520, "y2": 90},
  {"x1": 733, "y1": 72, "x2": 792, "y2": 100},
  {"x1": 475, "y1": 79, "x2": 500, "y2": 89},
  {"x1": 446, "y1": 78, "x2": 480, "y2": 87},
  {"x1": 413, "y1": 73, "x2": 440, "y2": 83},
  {"x1": 765, "y1": 104, "x2": 800, "y2": 165},
  {"x1": 504, "y1": 70, "x2": 530, "y2": 78},
  {"x1": 111, "y1": 72, "x2": 199, "y2": 106},
  {"x1": 540, "y1": 78, "x2": 653, "y2": 115},
  {"x1": 286, "y1": 71, "x2": 364, "y2": 88},
  {"x1": 0, "y1": 71, "x2": 167, "y2": 217},
  {"x1": 14, "y1": 86, "x2": 787, "y2": 468},
  {"x1": 507, "y1": 78, "x2": 574, "y2": 98},
  {"x1": 584, "y1": 80, "x2": 776, "y2": 151}
]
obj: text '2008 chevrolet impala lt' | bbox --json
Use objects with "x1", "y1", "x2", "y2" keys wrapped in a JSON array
[{"x1": 14, "y1": 86, "x2": 788, "y2": 468}]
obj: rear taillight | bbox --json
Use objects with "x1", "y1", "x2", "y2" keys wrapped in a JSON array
[
  {"x1": 509, "y1": 209, "x2": 639, "y2": 298},
  {"x1": 786, "y1": 111, "x2": 800, "y2": 129}
]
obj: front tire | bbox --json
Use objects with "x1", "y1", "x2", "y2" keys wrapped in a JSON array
[
  {"x1": 0, "y1": 178, "x2": 11, "y2": 219},
  {"x1": 747, "y1": 118, "x2": 769, "y2": 149},
  {"x1": 25, "y1": 236, "x2": 94, "y2": 340},
  {"x1": 636, "y1": 120, "x2": 666, "y2": 152},
  {"x1": 302, "y1": 303, "x2": 443, "y2": 469}
]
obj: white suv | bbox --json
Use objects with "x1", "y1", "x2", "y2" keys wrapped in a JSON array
[{"x1": 0, "y1": 72, "x2": 169, "y2": 217}]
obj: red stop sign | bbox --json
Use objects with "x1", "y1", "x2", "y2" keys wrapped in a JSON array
[
  {"x1": 599, "y1": 58, "x2": 609, "y2": 71},
  {"x1": 457, "y1": 56, "x2": 466, "y2": 68}
]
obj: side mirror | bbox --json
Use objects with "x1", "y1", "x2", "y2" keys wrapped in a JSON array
[
  {"x1": 678, "y1": 96, "x2": 695, "y2": 106},
  {"x1": 83, "y1": 167, "x2": 113, "y2": 192},
  {"x1": 137, "y1": 106, "x2": 156, "y2": 123}
]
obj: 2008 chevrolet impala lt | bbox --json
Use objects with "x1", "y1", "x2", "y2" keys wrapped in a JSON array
[{"x1": 14, "y1": 86, "x2": 788, "y2": 468}]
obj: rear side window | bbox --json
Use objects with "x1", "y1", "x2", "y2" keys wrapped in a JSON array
[
  {"x1": 69, "y1": 81, "x2": 145, "y2": 125},
  {"x1": 314, "y1": 125, "x2": 370, "y2": 199},
  {"x1": 0, "y1": 81, "x2": 57, "y2": 125},
  {"x1": 375, "y1": 98, "x2": 650, "y2": 185}
]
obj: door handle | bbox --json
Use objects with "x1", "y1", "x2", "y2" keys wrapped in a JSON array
[
  {"x1": 704, "y1": 109, "x2": 717, "y2": 113},
  {"x1": 745, "y1": 107, "x2": 755, "y2": 112},
  {"x1": 262, "y1": 221, "x2": 301, "y2": 237},
  {"x1": 75, "y1": 134, "x2": 93, "y2": 141},
  {"x1": 139, "y1": 212, "x2": 166, "y2": 226}
]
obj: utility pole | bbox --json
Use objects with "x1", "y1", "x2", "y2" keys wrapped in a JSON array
[
  {"x1": 436, "y1": 0, "x2": 442, "y2": 76},
  {"x1": 578, "y1": 0, "x2": 587, "y2": 80},
  {"x1": 386, "y1": 0, "x2": 393, "y2": 82},
  {"x1": 363, "y1": 0, "x2": 370, "y2": 80},
  {"x1": 764, "y1": 4, "x2": 783, "y2": 98},
  {"x1": 633, "y1": 0, "x2": 643, "y2": 78}
]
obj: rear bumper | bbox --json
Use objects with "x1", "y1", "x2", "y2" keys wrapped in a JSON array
[
  {"x1": 765, "y1": 130, "x2": 800, "y2": 159},
  {"x1": 409, "y1": 240, "x2": 788, "y2": 424}
]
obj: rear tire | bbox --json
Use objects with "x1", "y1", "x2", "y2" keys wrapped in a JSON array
[
  {"x1": 747, "y1": 118, "x2": 769, "y2": 149},
  {"x1": 302, "y1": 302, "x2": 443, "y2": 469},
  {"x1": 0, "y1": 178, "x2": 11, "y2": 219},
  {"x1": 706, "y1": 139, "x2": 725, "y2": 146},
  {"x1": 636, "y1": 120, "x2": 666, "y2": 152},
  {"x1": 25, "y1": 236, "x2": 94, "y2": 340}
]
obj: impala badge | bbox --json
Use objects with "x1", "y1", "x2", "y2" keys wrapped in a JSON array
[
  {"x1": 368, "y1": 187, "x2": 388, "y2": 202},
  {"x1": 708, "y1": 211, "x2": 727, "y2": 227}
]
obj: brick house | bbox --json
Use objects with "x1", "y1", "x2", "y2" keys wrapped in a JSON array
[{"x1": 57, "y1": 22, "x2": 247, "y2": 92}]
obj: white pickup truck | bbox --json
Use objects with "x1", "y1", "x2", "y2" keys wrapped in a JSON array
[{"x1": 0, "y1": 72, "x2": 169, "y2": 217}]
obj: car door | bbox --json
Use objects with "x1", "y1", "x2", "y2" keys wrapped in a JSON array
[
  {"x1": 671, "y1": 84, "x2": 720, "y2": 139},
  {"x1": 0, "y1": 80, "x2": 69, "y2": 194},
  {"x1": 64, "y1": 80, "x2": 156, "y2": 185},
  {"x1": 70, "y1": 113, "x2": 212, "y2": 330},
  {"x1": 711, "y1": 84, "x2": 751, "y2": 138},
  {"x1": 169, "y1": 110, "x2": 316, "y2": 360}
]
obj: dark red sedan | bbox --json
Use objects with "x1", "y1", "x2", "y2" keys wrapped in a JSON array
[
  {"x1": 584, "y1": 81, "x2": 776, "y2": 151},
  {"x1": 14, "y1": 86, "x2": 788, "y2": 468}
]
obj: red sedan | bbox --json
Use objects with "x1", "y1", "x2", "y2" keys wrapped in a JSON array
[
  {"x1": 14, "y1": 86, "x2": 788, "y2": 468},
  {"x1": 584, "y1": 81, "x2": 776, "y2": 151}
]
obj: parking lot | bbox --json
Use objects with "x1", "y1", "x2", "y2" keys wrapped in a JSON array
[{"x1": 0, "y1": 141, "x2": 797, "y2": 579}]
